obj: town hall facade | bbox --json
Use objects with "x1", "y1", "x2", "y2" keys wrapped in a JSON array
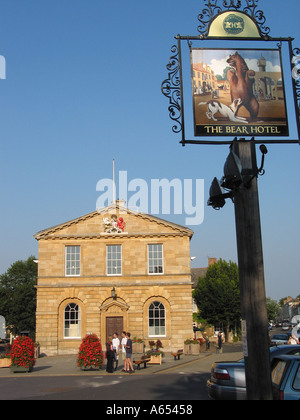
[{"x1": 34, "y1": 202, "x2": 194, "y2": 355}]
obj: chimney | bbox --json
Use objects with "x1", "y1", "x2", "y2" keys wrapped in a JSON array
[{"x1": 208, "y1": 257, "x2": 217, "y2": 266}]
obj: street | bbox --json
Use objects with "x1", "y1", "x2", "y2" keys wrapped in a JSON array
[
  {"x1": 0, "y1": 343, "x2": 243, "y2": 401},
  {"x1": 1, "y1": 331, "x2": 289, "y2": 401},
  {"x1": 0, "y1": 372, "x2": 210, "y2": 401}
]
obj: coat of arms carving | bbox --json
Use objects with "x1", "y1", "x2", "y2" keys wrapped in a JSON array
[{"x1": 103, "y1": 215, "x2": 126, "y2": 233}]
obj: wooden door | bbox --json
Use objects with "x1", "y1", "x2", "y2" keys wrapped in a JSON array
[{"x1": 106, "y1": 316, "x2": 123, "y2": 341}]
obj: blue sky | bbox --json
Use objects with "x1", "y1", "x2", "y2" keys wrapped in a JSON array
[{"x1": 0, "y1": 0, "x2": 299, "y2": 301}]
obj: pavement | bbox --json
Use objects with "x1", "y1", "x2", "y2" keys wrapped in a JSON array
[{"x1": 0, "y1": 343, "x2": 244, "y2": 378}]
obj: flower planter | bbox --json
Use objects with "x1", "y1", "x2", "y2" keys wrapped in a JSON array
[
  {"x1": 80, "y1": 365, "x2": 101, "y2": 371},
  {"x1": 77, "y1": 334, "x2": 104, "y2": 371},
  {"x1": 10, "y1": 365, "x2": 33, "y2": 373},
  {"x1": 184, "y1": 344, "x2": 191, "y2": 354},
  {"x1": 10, "y1": 336, "x2": 35, "y2": 373},
  {"x1": 148, "y1": 354, "x2": 162, "y2": 365},
  {"x1": 190, "y1": 343, "x2": 200, "y2": 355},
  {"x1": 132, "y1": 342, "x2": 144, "y2": 353},
  {"x1": 0, "y1": 358, "x2": 11, "y2": 368}
]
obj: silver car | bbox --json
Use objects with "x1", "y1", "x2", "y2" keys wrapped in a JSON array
[{"x1": 207, "y1": 345, "x2": 300, "y2": 400}]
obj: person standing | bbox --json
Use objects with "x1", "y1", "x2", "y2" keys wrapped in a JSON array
[
  {"x1": 112, "y1": 332, "x2": 120, "y2": 371},
  {"x1": 125, "y1": 332, "x2": 134, "y2": 373},
  {"x1": 288, "y1": 334, "x2": 299, "y2": 345},
  {"x1": 121, "y1": 331, "x2": 127, "y2": 372},
  {"x1": 106, "y1": 336, "x2": 114, "y2": 373},
  {"x1": 217, "y1": 332, "x2": 223, "y2": 353}
]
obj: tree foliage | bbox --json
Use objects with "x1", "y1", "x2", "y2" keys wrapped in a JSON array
[
  {"x1": 193, "y1": 259, "x2": 240, "y2": 340},
  {"x1": 266, "y1": 297, "x2": 280, "y2": 322},
  {"x1": 0, "y1": 256, "x2": 37, "y2": 336}
]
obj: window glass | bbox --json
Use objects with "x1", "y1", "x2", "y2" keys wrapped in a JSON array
[
  {"x1": 149, "y1": 301, "x2": 166, "y2": 336},
  {"x1": 293, "y1": 365, "x2": 300, "y2": 391},
  {"x1": 64, "y1": 303, "x2": 81, "y2": 338},
  {"x1": 271, "y1": 360, "x2": 287, "y2": 386},
  {"x1": 107, "y1": 245, "x2": 122, "y2": 275},
  {"x1": 148, "y1": 244, "x2": 163, "y2": 274},
  {"x1": 65, "y1": 246, "x2": 80, "y2": 276}
]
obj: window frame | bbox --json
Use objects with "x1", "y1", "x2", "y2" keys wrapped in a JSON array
[
  {"x1": 63, "y1": 302, "x2": 81, "y2": 339},
  {"x1": 148, "y1": 244, "x2": 164, "y2": 275},
  {"x1": 65, "y1": 245, "x2": 81, "y2": 277},
  {"x1": 148, "y1": 301, "x2": 166, "y2": 337},
  {"x1": 106, "y1": 244, "x2": 122, "y2": 276}
]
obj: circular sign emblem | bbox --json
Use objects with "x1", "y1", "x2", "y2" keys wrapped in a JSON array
[{"x1": 223, "y1": 14, "x2": 245, "y2": 35}]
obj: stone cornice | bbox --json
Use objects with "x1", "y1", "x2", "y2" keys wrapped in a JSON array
[
  {"x1": 38, "y1": 231, "x2": 189, "y2": 240},
  {"x1": 34, "y1": 204, "x2": 194, "y2": 240},
  {"x1": 35, "y1": 280, "x2": 192, "y2": 288}
]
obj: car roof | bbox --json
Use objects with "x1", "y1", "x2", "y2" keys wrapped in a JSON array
[
  {"x1": 272, "y1": 334, "x2": 289, "y2": 338},
  {"x1": 270, "y1": 345, "x2": 299, "y2": 351},
  {"x1": 272, "y1": 354, "x2": 300, "y2": 362}
]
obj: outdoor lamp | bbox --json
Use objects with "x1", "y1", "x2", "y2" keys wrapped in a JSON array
[
  {"x1": 111, "y1": 287, "x2": 116, "y2": 299},
  {"x1": 222, "y1": 151, "x2": 243, "y2": 190},
  {"x1": 207, "y1": 177, "x2": 228, "y2": 210}
]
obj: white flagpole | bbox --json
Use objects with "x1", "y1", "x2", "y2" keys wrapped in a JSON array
[{"x1": 112, "y1": 159, "x2": 116, "y2": 204}]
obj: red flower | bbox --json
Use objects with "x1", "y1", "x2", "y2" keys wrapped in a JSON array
[
  {"x1": 10, "y1": 336, "x2": 36, "y2": 368},
  {"x1": 77, "y1": 334, "x2": 104, "y2": 369}
]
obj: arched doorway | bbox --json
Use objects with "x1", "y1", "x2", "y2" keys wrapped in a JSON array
[{"x1": 99, "y1": 298, "x2": 129, "y2": 342}]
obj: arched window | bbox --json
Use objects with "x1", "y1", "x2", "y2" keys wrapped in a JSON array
[
  {"x1": 64, "y1": 303, "x2": 81, "y2": 338},
  {"x1": 148, "y1": 301, "x2": 166, "y2": 337}
]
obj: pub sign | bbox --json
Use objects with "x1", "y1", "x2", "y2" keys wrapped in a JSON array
[{"x1": 161, "y1": 0, "x2": 300, "y2": 145}]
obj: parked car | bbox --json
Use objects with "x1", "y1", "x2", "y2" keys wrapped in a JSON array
[
  {"x1": 270, "y1": 334, "x2": 290, "y2": 346},
  {"x1": 272, "y1": 355, "x2": 300, "y2": 400},
  {"x1": 207, "y1": 345, "x2": 300, "y2": 400},
  {"x1": 282, "y1": 322, "x2": 290, "y2": 331}
]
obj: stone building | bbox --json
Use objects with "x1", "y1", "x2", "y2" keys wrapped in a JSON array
[
  {"x1": 34, "y1": 202, "x2": 194, "y2": 355},
  {"x1": 192, "y1": 63, "x2": 218, "y2": 95}
]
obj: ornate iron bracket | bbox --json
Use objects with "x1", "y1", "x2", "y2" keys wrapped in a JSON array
[
  {"x1": 197, "y1": 0, "x2": 270, "y2": 38},
  {"x1": 161, "y1": 43, "x2": 183, "y2": 136},
  {"x1": 292, "y1": 47, "x2": 300, "y2": 122}
]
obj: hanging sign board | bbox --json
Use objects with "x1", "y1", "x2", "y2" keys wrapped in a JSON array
[
  {"x1": 161, "y1": 2, "x2": 300, "y2": 145},
  {"x1": 191, "y1": 47, "x2": 289, "y2": 137}
]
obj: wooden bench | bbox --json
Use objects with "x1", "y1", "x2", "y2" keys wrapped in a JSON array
[
  {"x1": 171, "y1": 349, "x2": 183, "y2": 360},
  {"x1": 133, "y1": 355, "x2": 151, "y2": 370}
]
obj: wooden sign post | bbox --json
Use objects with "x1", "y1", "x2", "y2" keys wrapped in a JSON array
[{"x1": 233, "y1": 139, "x2": 273, "y2": 400}]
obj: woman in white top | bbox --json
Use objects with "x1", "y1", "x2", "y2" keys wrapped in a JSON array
[
  {"x1": 112, "y1": 332, "x2": 120, "y2": 371},
  {"x1": 121, "y1": 331, "x2": 127, "y2": 372}
]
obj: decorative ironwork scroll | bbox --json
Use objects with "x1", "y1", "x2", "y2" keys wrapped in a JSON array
[
  {"x1": 161, "y1": 44, "x2": 182, "y2": 135},
  {"x1": 292, "y1": 47, "x2": 300, "y2": 117},
  {"x1": 197, "y1": 0, "x2": 270, "y2": 38}
]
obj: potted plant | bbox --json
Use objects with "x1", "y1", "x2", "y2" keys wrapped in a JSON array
[
  {"x1": 184, "y1": 338, "x2": 200, "y2": 355},
  {"x1": 77, "y1": 333, "x2": 104, "y2": 371},
  {"x1": 0, "y1": 344, "x2": 11, "y2": 368},
  {"x1": 10, "y1": 336, "x2": 35, "y2": 373},
  {"x1": 184, "y1": 338, "x2": 192, "y2": 354},
  {"x1": 146, "y1": 340, "x2": 164, "y2": 365},
  {"x1": 132, "y1": 338, "x2": 145, "y2": 354}
]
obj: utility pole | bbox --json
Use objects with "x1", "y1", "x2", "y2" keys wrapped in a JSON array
[{"x1": 233, "y1": 139, "x2": 273, "y2": 400}]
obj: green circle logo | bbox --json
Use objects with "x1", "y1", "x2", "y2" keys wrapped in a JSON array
[{"x1": 223, "y1": 14, "x2": 245, "y2": 35}]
